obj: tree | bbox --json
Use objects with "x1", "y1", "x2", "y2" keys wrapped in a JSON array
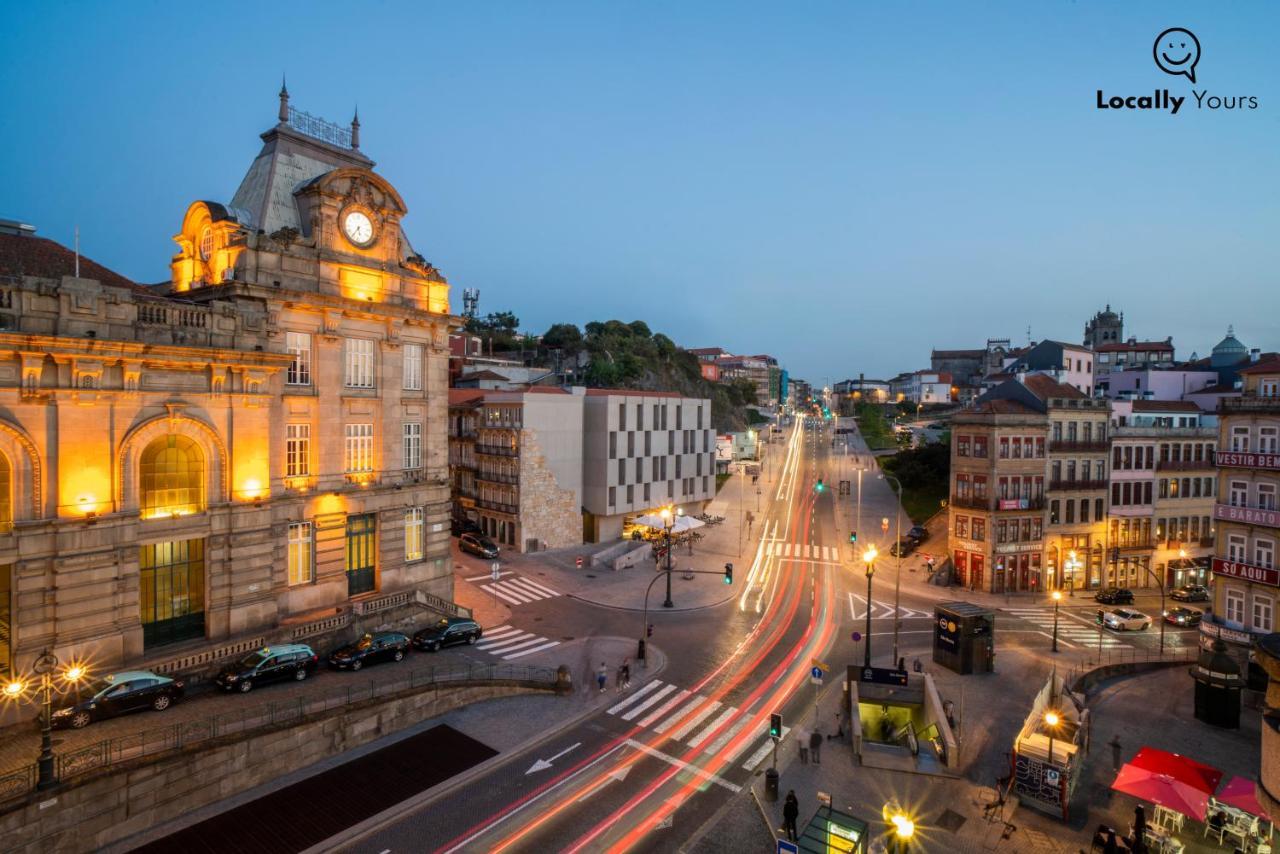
[{"x1": 541, "y1": 323, "x2": 583, "y2": 353}]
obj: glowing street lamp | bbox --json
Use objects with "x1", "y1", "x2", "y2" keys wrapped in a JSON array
[
  {"x1": 2, "y1": 651, "x2": 90, "y2": 790},
  {"x1": 1044, "y1": 710, "x2": 1061, "y2": 767},
  {"x1": 1051, "y1": 590, "x2": 1063, "y2": 653},
  {"x1": 863, "y1": 545, "x2": 878, "y2": 668}
]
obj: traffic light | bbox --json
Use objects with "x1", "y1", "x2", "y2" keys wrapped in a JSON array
[
  {"x1": 849, "y1": 530, "x2": 858, "y2": 543},
  {"x1": 647, "y1": 623, "x2": 654, "y2": 638},
  {"x1": 769, "y1": 712, "x2": 783, "y2": 739},
  {"x1": 815, "y1": 479, "x2": 824, "y2": 492},
  {"x1": 724, "y1": 562, "x2": 734, "y2": 584}
]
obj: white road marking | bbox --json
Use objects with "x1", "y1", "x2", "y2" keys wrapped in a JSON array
[
  {"x1": 479, "y1": 625, "x2": 521, "y2": 641},
  {"x1": 622, "y1": 683, "x2": 680, "y2": 721},
  {"x1": 704, "y1": 715, "x2": 751, "y2": 756},
  {"x1": 687, "y1": 706, "x2": 738, "y2": 748},
  {"x1": 623, "y1": 739, "x2": 741, "y2": 793},
  {"x1": 742, "y1": 727, "x2": 790, "y2": 771},
  {"x1": 480, "y1": 584, "x2": 527, "y2": 605},
  {"x1": 639, "y1": 689, "x2": 692, "y2": 728},
  {"x1": 466, "y1": 571, "x2": 514, "y2": 581},
  {"x1": 490, "y1": 636, "x2": 554, "y2": 656},
  {"x1": 476, "y1": 632, "x2": 537, "y2": 651},
  {"x1": 607, "y1": 680, "x2": 663, "y2": 715},
  {"x1": 666, "y1": 699, "x2": 723, "y2": 740},
  {"x1": 502, "y1": 640, "x2": 560, "y2": 660}
]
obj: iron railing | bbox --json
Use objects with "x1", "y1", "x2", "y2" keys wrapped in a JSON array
[
  {"x1": 287, "y1": 106, "x2": 352, "y2": 148},
  {"x1": 1220, "y1": 394, "x2": 1280, "y2": 414},
  {"x1": 0, "y1": 661, "x2": 555, "y2": 804},
  {"x1": 1156, "y1": 459, "x2": 1216, "y2": 472},
  {"x1": 1048, "y1": 479, "x2": 1109, "y2": 491},
  {"x1": 1049, "y1": 440, "x2": 1109, "y2": 453},
  {"x1": 476, "y1": 444, "x2": 518, "y2": 457},
  {"x1": 477, "y1": 470, "x2": 519, "y2": 485},
  {"x1": 949, "y1": 495, "x2": 990, "y2": 511}
]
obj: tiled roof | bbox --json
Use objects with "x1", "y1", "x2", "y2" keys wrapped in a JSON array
[
  {"x1": 1096, "y1": 340, "x2": 1174, "y2": 353},
  {"x1": 1023, "y1": 374, "x2": 1086, "y2": 400},
  {"x1": 0, "y1": 233, "x2": 151, "y2": 294},
  {"x1": 584, "y1": 388, "x2": 686, "y2": 398},
  {"x1": 519, "y1": 386, "x2": 569, "y2": 394},
  {"x1": 968, "y1": 400, "x2": 1040, "y2": 415},
  {"x1": 1239, "y1": 357, "x2": 1280, "y2": 375},
  {"x1": 448, "y1": 389, "x2": 486, "y2": 405},
  {"x1": 1131, "y1": 400, "x2": 1201, "y2": 413},
  {"x1": 687, "y1": 347, "x2": 727, "y2": 357}
]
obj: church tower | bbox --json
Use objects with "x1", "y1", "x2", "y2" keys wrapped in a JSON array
[{"x1": 1084, "y1": 305, "x2": 1123, "y2": 348}]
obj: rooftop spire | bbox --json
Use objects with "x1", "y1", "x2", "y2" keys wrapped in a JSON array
[
  {"x1": 350, "y1": 106, "x2": 360, "y2": 149},
  {"x1": 278, "y1": 75, "x2": 290, "y2": 123}
]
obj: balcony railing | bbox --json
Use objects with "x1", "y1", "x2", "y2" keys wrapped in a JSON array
[
  {"x1": 1049, "y1": 440, "x2": 1109, "y2": 453},
  {"x1": 1048, "y1": 479, "x2": 1109, "y2": 491},
  {"x1": 1220, "y1": 394, "x2": 1280, "y2": 414},
  {"x1": 478, "y1": 498, "x2": 518, "y2": 515},
  {"x1": 1115, "y1": 539, "x2": 1154, "y2": 550},
  {"x1": 1156, "y1": 459, "x2": 1216, "y2": 472},
  {"x1": 477, "y1": 470, "x2": 519, "y2": 485},
  {"x1": 949, "y1": 495, "x2": 990, "y2": 511},
  {"x1": 476, "y1": 443, "x2": 519, "y2": 457}
]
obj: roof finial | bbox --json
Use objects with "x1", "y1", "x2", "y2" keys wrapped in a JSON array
[
  {"x1": 350, "y1": 106, "x2": 360, "y2": 149},
  {"x1": 1228, "y1": 324, "x2": 1235, "y2": 336},
  {"x1": 278, "y1": 75, "x2": 290, "y2": 124}
]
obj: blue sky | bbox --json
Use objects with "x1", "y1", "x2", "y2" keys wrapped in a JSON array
[{"x1": 1, "y1": 1, "x2": 1276, "y2": 381}]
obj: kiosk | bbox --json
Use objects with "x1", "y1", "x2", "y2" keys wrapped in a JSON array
[{"x1": 933, "y1": 601, "x2": 995, "y2": 674}]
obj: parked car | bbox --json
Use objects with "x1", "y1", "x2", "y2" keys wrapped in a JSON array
[
  {"x1": 1163, "y1": 607, "x2": 1204, "y2": 627},
  {"x1": 328, "y1": 632, "x2": 410, "y2": 670},
  {"x1": 413, "y1": 617, "x2": 483, "y2": 652},
  {"x1": 459, "y1": 533, "x2": 499, "y2": 559},
  {"x1": 1171, "y1": 584, "x2": 1209, "y2": 602},
  {"x1": 907, "y1": 525, "x2": 929, "y2": 543},
  {"x1": 51, "y1": 670, "x2": 184, "y2": 729},
  {"x1": 1094, "y1": 587, "x2": 1135, "y2": 605},
  {"x1": 1102, "y1": 608, "x2": 1152, "y2": 631},
  {"x1": 215, "y1": 644, "x2": 318, "y2": 693},
  {"x1": 889, "y1": 538, "x2": 916, "y2": 557}
]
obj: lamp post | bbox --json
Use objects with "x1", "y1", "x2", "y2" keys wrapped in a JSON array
[
  {"x1": 1065, "y1": 549, "x2": 1080, "y2": 598},
  {"x1": 1051, "y1": 590, "x2": 1062, "y2": 653},
  {"x1": 660, "y1": 505, "x2": 680, "y2": 608},
  {"x1": 880, "y1": 471, "x2": 904, "y2": 665},
  {"x1": 1044, "y1": 710, "x2": 1060, "y2": 767},
  {"x1": 884, "y1": 803, "x2": 916, "y2": 854},
  {"x1": 4, "y1": 650, "x2": 89, "y2": 790},
  {"x1": 863, "y1": 545, "x2": 878, "y2": 667}
]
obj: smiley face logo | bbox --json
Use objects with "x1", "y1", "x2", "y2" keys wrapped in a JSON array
[{"x1": 1154, "y1": 27, "x2": 1200, "y2": 84}]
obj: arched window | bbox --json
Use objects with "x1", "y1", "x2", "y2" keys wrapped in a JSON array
[
  {"x1": 0, "y1": 453, "x2": 10, "y2": 532},
  {"x1": 140, "y1": 435, "x2": 205, "y2": 518},
  {"x1": 199, "y1": 227, "x2": 214, "y2": 261}
]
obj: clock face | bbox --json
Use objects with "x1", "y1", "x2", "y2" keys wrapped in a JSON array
[{"x1": 343, "y1": 210, "x2": 375, "y2": 247}]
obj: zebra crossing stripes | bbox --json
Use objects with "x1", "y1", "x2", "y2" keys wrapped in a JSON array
[
  {"x1": 472, "y1": 625, "x2": 561, "y2": 660},
  {"x1": 477, "y1": 576, "x2": 560, "y2": 606},
  {"x1": 764, "y1": 542, "x2": 841, "y2": 561},
  {"x1": 1004, "y1": 608, "x2": 1128, "y2": 648}
]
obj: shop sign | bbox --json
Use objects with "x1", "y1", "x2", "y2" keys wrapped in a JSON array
[
  {"x1": 1200, "y1": 620, "x2": 1254, "y2": 646},
  {"x1": 1216, "y1": 451, "x2": 1280, "y2": 471},
  {"x1": 1212, "y1": 557, "x2": 1280, "y2": 587},
  {"x1": 995, "y1": 542, "x2": 1041, "y2": 554},
  {"x1": 999, "y1": 498, "x2": 1028, "y2": 510},
  {"x1": 1215, "y1": 503, "x2": 1280, "y2": 529}
]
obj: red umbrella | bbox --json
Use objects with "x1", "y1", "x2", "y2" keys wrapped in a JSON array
[
  {"x1": 1111, "y1": 749, "x2": 1224, "y2": 822},
  {"x1": 1130, "y1": 748, "x2": 1224, "y2": 795},
  {"x1": 1216, "y1": 776, "x2": 1271, "y2": 821}
]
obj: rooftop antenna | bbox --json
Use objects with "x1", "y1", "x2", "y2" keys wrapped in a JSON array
[
  {"x1": 1026, "y1": 324, "x2": 1031, "y2": 346},
  {"x1": 74, "y1": 225, "x2": 80, "y2": 278},
  {"x1": 462, "y1": 288, "x2": 479, "y2": 319}
]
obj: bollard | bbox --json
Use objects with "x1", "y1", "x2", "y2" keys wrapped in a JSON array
[
  {"x1": 637, "y1": 638, "x2": 646, "y2": 663},
  {"x1": 764, "y1": 767, "x2": 779, "y2": 802}
]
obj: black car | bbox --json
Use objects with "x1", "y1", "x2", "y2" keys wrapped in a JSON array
[
  {"x1": 1164, "y1": 606, "x2": 1203, "y2": 627},
  {"x1": 215, "y1": 644, "x2": 318, "y2": 693},
  {"x1": 1171, "y1": 584, "x2": 1209, "y2": 602},
  {"x1": 51, "y1": 670, "x2": 184, "y2": 729},
  {"x1": 907, "y1": 525, "x2": 929, "y2": 543},
  {"x1": 328, "y1": 632, "x2": 410, "y2": 670},
  {"x1": 413, "y1": 617, "x2": 482, "y2": 652},
  {"x1": 460, "y1": 533, "x2": 499, "y2": 559},
  {"x1": 889, "y1": 538, "x2": 916, "y2": 557},
  {"x1": 1094, "y1": 587, "x2": 1135, "y2": 605}
]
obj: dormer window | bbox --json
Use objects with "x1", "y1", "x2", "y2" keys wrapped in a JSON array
[{"x1": 199, "y1": 227, "x2": 214, "y2": 261}]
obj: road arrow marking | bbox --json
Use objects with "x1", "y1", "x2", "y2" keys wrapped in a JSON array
[
  {"x1": 525, "y1": 742, "x2": 581, "y2": 775},
  {"x1": 575, "y1": 760, "x2": 634, "y2": 802},
  {"x1": 655, "y1": 814, "x2": 673, "y2": 830}
]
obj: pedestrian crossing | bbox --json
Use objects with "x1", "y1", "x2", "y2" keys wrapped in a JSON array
[
  {"x1": 847, "y1": 593, "x2": 933, "y2": 621},
  {"x1": 471, "y1": 575, "x2": 561, "y2": 607},
  {"x1": 1003, "y1": 607, "x2": 1129, "y2": 649},
  {"x1": 603, "y1": 679, "x2": 794, "y2": 772},
  {"x1": 472, "y1": 625, "x2": 561, "y2": 660},
  {"x1": 763, "y1": 542, "x2": 842, "y2": 562}
]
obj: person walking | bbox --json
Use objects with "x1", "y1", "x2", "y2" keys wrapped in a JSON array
[
  {"x1": 615, "y1": 662, "x2": 626, "y2": 693},
  {"x1": 809, "y1": 726, "x2": 823, "y2": 764},
  {"x1": 621, "y1": 658, "x2": 631, "y2": 690},
  {"x1": 782, "y1": 790, "x2": 799, "y2": 842},
  {"x1": 1108, "y1": 735, "x2": 1123, "y2": 771},
  {"x1": 796, "y1": 724, "x2": 809, "y2": 764},
  {"x1": 596, "y1": 663, "x2": 608, "y2": 693}
]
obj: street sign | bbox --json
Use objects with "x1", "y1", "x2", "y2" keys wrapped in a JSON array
[
  {"x1": 810, "y1": 658, "x2": 829, "y2": 672},
  {"x1": 858, "y1": 665, "x2": 909, "y2": 686},
  {"x1": 491, "y1": 562, "x2": 501, "y2": 581},
  {"x1": 777, "y1": 841, "x2": 799, "y2": 854},
  {"x1": 851, "y1": 631, "x2": 862, "y2": 642},
  {"x1": 810, "y1": 666, "x2": 824, "y2": 685}
]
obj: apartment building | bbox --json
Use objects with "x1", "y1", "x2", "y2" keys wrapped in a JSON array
[
  {"x1": 1042, "y1": 382, "x2": 1111, "y2": 591},
  {"x1": 1204, "y1": 358, "x2": 1280, "y2": 675},
  {"x1": 582, "y1": 391, "x2": 716, "y2": 542}
]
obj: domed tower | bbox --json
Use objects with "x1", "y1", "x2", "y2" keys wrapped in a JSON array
[
  {"x1": 1083, "y1": 305, "x2": 1123, "y2": 348},
  {"x1": 1210, "y1": 325, "x2": 1248, "y2": 369}
]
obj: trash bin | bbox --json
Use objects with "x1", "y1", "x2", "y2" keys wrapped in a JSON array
[{"x1": 764, "y1": 767, "x2": 779, "y2": 802}]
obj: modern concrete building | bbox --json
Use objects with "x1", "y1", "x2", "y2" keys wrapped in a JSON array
[
  {"x1": 0, "y1": 89, "x2": 459, "y2": 679},
  {"x1": 1093, "y1": 337, "x2": 1175, "y2": 391},
  {"x1": 1204, "y1": 357, "x2": 1280, "y2": 678},
  {"x1": 582, "y1": 390, "x2": 716, "y2": 542},
  {"x1": 1103, "y1": 367, "x2": 1221, "y2": 403},
  {"x1": 1010, "y1": 340, "x2": 1095, "y2": 396}
]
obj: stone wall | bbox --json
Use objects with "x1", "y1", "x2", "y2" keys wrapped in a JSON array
[
  {"x1": 518, "y1": 429, "x2": 582, "y2": 551},
  {"x1": 0, "y1": 680, "x2": 555, "y2": 853}
]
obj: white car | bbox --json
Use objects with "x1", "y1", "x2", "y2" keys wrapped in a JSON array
[{"x1": 1103, "y1": 608, "x2": 1152, "y2": 632}]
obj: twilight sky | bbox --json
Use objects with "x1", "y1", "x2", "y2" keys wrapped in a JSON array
[{"x1": 2, "y1": 1, "x2": 1276, "y2": 382}]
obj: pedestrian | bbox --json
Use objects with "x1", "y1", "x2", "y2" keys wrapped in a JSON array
[
  {"x1": 796, "y1": 724, "x2": 809, "y2": 764},
  {"x1": 615, "y1": 662, "x2": 626, "y2": 693},
  {"x1": 621, "y1": 658, "x2": 631, "y2": 690},
  {"x1": 1132, "y1": 804, "x2": 1147, "y2": 851},
  {"x1": 809, "y1": 727, "x2": 823, "y2": 764},
  {"x1": 897, "y1": 657, "x2": 906, "y2": 673},
  {"x1": 827, "y1": 711, "x2": 844, "y2": 741},
  {"x1": 1108, "y1": 735, "x2": 1123, "y2": 771},
  {"x1": 596, "y1": 663, "x2": 607, "y2": 693},
  {"x1": 1103, "y1": 828, "x2": 1120, "y2": 854},
  {"x1": 782, "y1": 790, "x2": 799, "y2": 842}
]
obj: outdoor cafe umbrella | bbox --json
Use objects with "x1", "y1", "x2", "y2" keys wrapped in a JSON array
[
  {"x1": 1111, "y1": 748, "x2": 1224, "y2": 822},
  {"x1": 1215, "y1": 776, "x2": 1272, "y2": 822},
  {"x1": 630, "y1": 513, "x2": 705, "y2": 534}
]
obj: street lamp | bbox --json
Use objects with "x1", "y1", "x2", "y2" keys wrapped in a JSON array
[
  {"x1": 863, "y1": 545, "x2": 878, "y2": 667},
  {"x1": 880, "y1": 471, "x2": 904, "y2": 664},
  {"x1": 1043, "y1": 710, "x2": 1061, "y2": 767},
  {"x1": 3, "y1": 650, "x2": 90, "y2": 790},
  {"x1": 883, "y1": 803, "x2": 916, "y2": 853},
  {"x1": 659, "y1": 505, "x2": 682, "y2": 608},
  {"x1": 1065, "y1": 550, "x2": 1081, "y2": 598},
  {"x1": 1051, "y1": 590, "x2": 1062, "y2": 653}
]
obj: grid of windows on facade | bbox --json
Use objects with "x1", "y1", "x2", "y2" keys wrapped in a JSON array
[
  {"x1": 1159, "y1": 477, "x2": 1215, "y2": 500},
  {"x1": 139, "y1": 538, "x2": 206, "y2": 648},
  {"x1": 1049, "y1": 498, "x2": 1105, "y2": 524},
  {"x1": 997, "y1": 476, "x2": 1044, "y2": 502},
  {"x1": 952, "y1": 515, "x2": 987, "y2": 541},
  {"x1": 287, "y1": 331, "x2": 312, "y2": 385},
  {"x1": 405, "y1": 508, "x2": 424, "y2": 561},
  {"x1": 286, "y1": 423, "x2": 311, "y2": 477},
  {"x1": 1111, "y1": 480, "x2": 1154, "y2": 507},
  {"x1": 1108, "y1": 555, "x2": 1151, "y2": 589},
  {"x1": 1113, "y1": 445, "x2": 1155, "y2": 471},
  {"x1": 953, "y1": 474, "x2": 990, "y2": 501},
  {"x1": 288, "y1": 521, "x2": 313, "y2": 585},
  {"x1": 1050, "y1": 459, "x2": 1107, "y2": 486},
  {"x1": 1157, "y1": 441, "x2": 1216, "y2": 464},
  {"x1": 0, "y1": 566, "x2": 11, "y2": 678},
  {"x1": 1159, "y1": 515, "x2": 1214, "y2": 546},
  {"x1": 994, "y1": 553, "x2": 1042, "y2": 593},
  {"x1": 344, "y1": 424, "x2": 375, "y2": 473},
  {"x1": 403, "y1": 343, "x2": 423, "y2": 391},
  {"x1": 953, "y1": 435, "x2": 990, "y2": 458},
  {"x1": 1230, "y1": 425, "x2": 1280, "y2": 454},
  {"x1": 345, "y1": 338, "x2": 376, "y2": 388},
  {"x1": 1051, "y1": 421, "x2": 1107, "y2": 443},
  {"x1": 1222, "y1": 587, "x2": 1275, "y2": 633},
  {"x1": 140, "y1": 435, "x2": 205, "y2": 518},
  {"x1": 996, "y1": 516, "x2": 1042, "y2": 543},
  {"x1": 345, "y1": 513, "x2": 376, "y2": 595},
  {"x1": 0, "y1": 453, "x2": 10, "y2": 531},
  {"x1": 484, "y1": 406, "x2": 521, "y2": 428},
  {"x1": 1225, "y1": 532, "x2": 1276, "y2": 570},
  {"x1": 1225, "y1": 478, "x2": 1278, "y2": 511},
  {"x1": 997, "y1": 436, "x2": 1045, "y2": 459},
  {"x1": 1110, "y1": 517, "x2": 1152, "y2": 547}
]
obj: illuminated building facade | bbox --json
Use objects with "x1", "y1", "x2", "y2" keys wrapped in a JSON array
[{"x1": 0, "y1": 88, "x2": 457, "y2": 678}]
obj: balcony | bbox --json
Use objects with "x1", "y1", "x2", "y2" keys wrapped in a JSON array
[
  {"x1": 477, "y1": 470, "x2": 519, "y2": 485},
  {"x1": 949, "y1": 495, "x2": 990, "y2": 511},
  {"x1": 1114, "y1": 539, "x2": 1154, "y2": 550},
  {"x1": 1157, "y1": 459, "x2": 1216, "y2": 472},
  {"x1": 1215, "y1": 502, "x2": 1280, "y2": 529},
  {"x1": 1049, "y1": 440, "x2": 1109, "y2": 453},
  {"x1": 1220, "y1": 393, "x2": 1280, "y2": 415},
  {"x1": 1048, "y1": 479, "x2": 1109, "y2": 491},
  {"x1": 477, "y1": 498, "x2": 518, "y2": 515},
  {"x1": 476, "y1": 443, "x2": 519, "y2": 457}
]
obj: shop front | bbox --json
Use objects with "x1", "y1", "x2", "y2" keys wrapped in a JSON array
[{"x1": 1166, "y1": 556, "x2": 1210, "y2": 589}]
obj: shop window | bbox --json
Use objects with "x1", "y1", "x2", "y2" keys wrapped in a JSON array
[
  {"x1": 345, "y1": 513, "x2": 377, "y2": 596},
  {"x1": 140, "y1": 539, "x2": 206, "y2": 648}
]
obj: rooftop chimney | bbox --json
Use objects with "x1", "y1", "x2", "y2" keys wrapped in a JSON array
[{"x1": 1251, "y1": 349, "x2": 1261, "y2": 362}]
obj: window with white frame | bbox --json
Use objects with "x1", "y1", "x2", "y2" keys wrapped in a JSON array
[
  {"x1": 1231, "y1": 426, "x2": 1251, "y2": 453},
  {"x1": 1261, "y1": 427, "x2": 1279, "y2": 454},
  {"x1": 1226, "y1": 589, "x2": 1246, "y2": 625},
  {"x1": 1262, "y1": 377, "x2": 1280, "y2": 398},
  {"x1": 286, "y1": 423, "x2": 311, "y2": 477},
  {"x1": 1261, "y1": 483, "x2": 1278, "y2": 511},
  {"x1": 403, "y1": 343, "x2": 423, "y2": 391},
  {"x1": 344, "y1": 423, "x2": 374, "y2": 472},
  {"x1": 1228, "y1": 534, "x2": 1247, "y2": 563},
  {"x1": 286, "y1": 332, "x2": 312, "y2": 385},
  {"x1": 1255, "y1": 595, "x2": 1275, "y2": 632},
  {"x1": 403, "y1": 422, "x2": 423, "y2": 469},
  {"x1": 287, "y1": 521, "x2": 313, "y2": 585},
  {"x1": 404, "y1": 507, "x2": 424, "y2": 561},
  {"x1": 1256, "y1": 538, "x2": 1275, "y2": 570},
  {"x1": 1230, "y1": 480, "x2": 1249, "y2": 507},
  {"x1": 345, "y1": 338, "x2": 376, "y2": 388}
]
